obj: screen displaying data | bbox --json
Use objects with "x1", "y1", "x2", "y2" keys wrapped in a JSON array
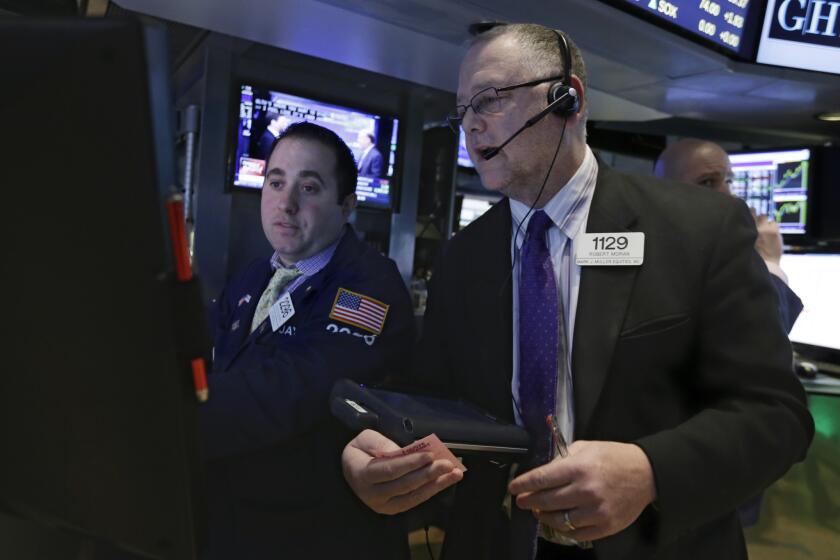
[
  {"x1": 783, "y1": 253, "x2": 840, "y2": 351},
  {"x1": 612, "y1": 0, "x2": 759, "y2": 57},
  {"x1": 729, "y1": 149, "x2": 810, "y2": 235},
  {"x1": 233, "y1": 84, "x2": 399, "y2": 209}
]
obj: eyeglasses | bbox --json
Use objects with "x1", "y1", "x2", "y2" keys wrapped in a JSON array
[{"x1": 447, "y1": 75, "x2": 563, "y2": 132}]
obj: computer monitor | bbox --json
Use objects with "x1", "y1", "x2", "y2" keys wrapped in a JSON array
[
  {"x1": 0, "y1": 18, "x2": 204, "y2": 559},
  {"x1": 728, "y1": 148, "x2": 811, "y2": 235},
  {"x1": 457, "y1": 130, "x2": 474, "y2": 169},
  {"x1": 231, "y1": 82, "x2": 400, "y2": 209},
  {"x1": 783, "y1": 252, "x2": 840, "y2": 357},
  {"x1": 456, "y1": 194, "x2": 498, "y2": 231}
]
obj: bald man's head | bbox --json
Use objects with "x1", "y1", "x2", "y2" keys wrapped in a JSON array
[{"x1": 654, "y1": 139, "x2": 733, "y2": 195}]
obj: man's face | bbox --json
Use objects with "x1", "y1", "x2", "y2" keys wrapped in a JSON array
[
  {"x1": 457, "y1": 35, "x2": 561, "y2": 195},
  {"x1": 676, "y1": 144, "x2": 733, "y2": 195},
  {"x1": 261, "y1": 137, "x2": 354, "y2": 265}
]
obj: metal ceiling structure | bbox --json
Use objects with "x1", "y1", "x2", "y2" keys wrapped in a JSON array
[{"x1": 116, "y1": 0, "x2": 840, "y2": 144}]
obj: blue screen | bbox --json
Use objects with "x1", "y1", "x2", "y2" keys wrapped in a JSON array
[
  {"x1": 233, "y1": 84, "x2": 399, "y2": 209},
  {"x1": 612, "y1": 0, "x2": 760, "y2": 57}
]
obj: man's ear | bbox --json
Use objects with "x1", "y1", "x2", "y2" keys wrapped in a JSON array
[
  {"x1": 569, "y1": 74, "x2": 585, "y2": 117},
  {"x1": 341, "y1": 192, "x2": 357, "y2": 218}
]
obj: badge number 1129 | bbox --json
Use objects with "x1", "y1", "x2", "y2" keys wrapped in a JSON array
[{"x1": 575, "y1": 232, "x2": 645, "y2": 266}]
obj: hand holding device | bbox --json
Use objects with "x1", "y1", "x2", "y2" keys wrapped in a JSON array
[
  {"x1": 341, "y1": 429, "x2": 464, "y2": 515},
  {"x1": 509, "y1": 440, "x2": 656, "y2": 542}
]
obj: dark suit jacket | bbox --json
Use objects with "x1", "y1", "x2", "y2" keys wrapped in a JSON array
[
  {"x1": 202, "y1": 228, "x2": 413, "y2": 559},
  {"x1": 358, "y1": 146, "x2": 384, "y2": 177},
  {"x1": 416, "y1": 165, "x2": 813, "y2": 560}
]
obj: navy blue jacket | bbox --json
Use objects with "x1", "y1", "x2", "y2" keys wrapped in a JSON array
[
  {"x1": 770, "y1": 273, "x2": 803, "y2": 334},
  {"x1": 201, "y1": 227, "x2": 413, "y2": 559}
]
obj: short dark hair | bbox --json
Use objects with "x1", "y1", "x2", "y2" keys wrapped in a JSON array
[
  {"x1": 469, "y1": 23, "x2": 588, "y2": 93},
  {"x1": 269, "y1": 121, "x2": 357, "y2": 203}
]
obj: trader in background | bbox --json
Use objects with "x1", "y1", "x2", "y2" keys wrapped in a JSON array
[
  {"x1": 341, "y1": 22, "x2": 813, "y2": 560},
  {"x1": 655, "y1": 138, "x2": 803, "y2": 333},
  {"x1": 201, "y1": 122, "x2": 413, "y2": 559}
]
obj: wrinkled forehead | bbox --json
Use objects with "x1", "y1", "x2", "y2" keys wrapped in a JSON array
[{"x1": 457, "y1": 35, "x2": 529, "y2": 103}]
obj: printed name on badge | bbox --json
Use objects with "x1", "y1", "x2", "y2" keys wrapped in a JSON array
[
  {"x1": 269, "y1": 292, "x2": 295, "y2": 331},
  {"x1": 576, "y1": 232, "x2": 645, "y2": 266}
]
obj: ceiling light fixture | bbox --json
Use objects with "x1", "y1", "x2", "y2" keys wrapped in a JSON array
[{"x1": 816, "y1": 112, "x2": 840, "y2": 122}]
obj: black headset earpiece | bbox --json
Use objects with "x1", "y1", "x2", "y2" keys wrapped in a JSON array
[{"x1": 547, "y1": 30, "x2": 580, "y2": 117}]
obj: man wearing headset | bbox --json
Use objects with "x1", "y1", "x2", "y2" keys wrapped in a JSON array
[{"x1": 342, "y1": 23, "x2": 812, "y2": 560}]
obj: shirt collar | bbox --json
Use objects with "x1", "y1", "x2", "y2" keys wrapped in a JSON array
[
  {"x1": 510, "y1": 146, "x2": 598, "y2": 244},
  {"x1": 269, "y1": 225, "x2": 346, "y2": 277}
]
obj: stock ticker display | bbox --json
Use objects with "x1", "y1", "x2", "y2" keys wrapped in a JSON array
[
  {"x1": 729, "y1": 149, "x2": 811, "y2": 235},
  {"x1": 614, "y1": 0, "x2": 759, "y2": 57}
]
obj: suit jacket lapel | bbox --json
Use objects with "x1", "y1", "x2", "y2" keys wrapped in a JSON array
[
  {"x1": 572, "y1": 166, "x2": 640, "y2": 437},
  {"x1": 470, "y1": 200, "x2": 516, "y2": 421}
]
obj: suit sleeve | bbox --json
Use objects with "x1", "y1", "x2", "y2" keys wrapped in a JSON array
[
  {"x1": 634, "y1": 201, "x2": 814, "y2": 543},
  {"x1": 199, "y1": 264, "x2": 415, "y2": 459},
  {"x1": 371, "y1": 150, "x2": 384, "y2": 178},
  {"x1": 769, "y1": 273, "x2": 804, "y2": 334}
]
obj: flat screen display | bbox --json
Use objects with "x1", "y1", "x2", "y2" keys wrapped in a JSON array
[
  {"x1": 458, "y1": 195, "x2": 496, "y2": 230},
  {"x1": 756, "y1": 0, "x2": 840, "y2": 75},
  {"x1": 458, "y1": 130, "x2": 474, "y2": 168},
  {"x1": 233, "y1": 83, "x2": 399, "y2": 209},
  {"x1": 783, "y1": 253, "x2": 840, "y2": 351},
  {"x1": 728, "y1": 148, "x2": 810, "y2": 235},
  {"x1": 608, "y1": 0, "x2": 762, "y2": 58}
]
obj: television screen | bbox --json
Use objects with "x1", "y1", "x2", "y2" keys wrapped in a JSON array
[
  {"x1": 458, "y1": 130, "x2": 474, "y2": 168},
  {"x1": 756, "y1": 0, "x2": 840, "y2": 75},
  {"x1": 457, "y1": 194, "x2": 497, "y2": 230},
  {"x1": 600, "y1": 0, "x2": 763, "y2": 59},
  {"x1": 783, "y1": 253, "x2": 840, "y2": 352},
  {"x1": 728, "y1": 148, "x2": 810, "y2": 235},
  {"x1": 233, "y1": 84, "x2": 399, "y2": 209}
]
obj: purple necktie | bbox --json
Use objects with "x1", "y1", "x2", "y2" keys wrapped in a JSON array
[
  {"x1": 518, "y1": 210, "x2": 559, "y2": 466},
  {"x1": 511, "y1": 210, "x2": 559, "y2": 560}
]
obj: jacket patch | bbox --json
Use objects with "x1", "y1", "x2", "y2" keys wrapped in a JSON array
[{"x1": 328, "y1": 288, "x2": 389, "y2": 334}]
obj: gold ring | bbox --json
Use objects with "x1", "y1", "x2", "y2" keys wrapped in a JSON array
[{"x1": 563, "y1": 510, "x2": 576, "y2": 531}]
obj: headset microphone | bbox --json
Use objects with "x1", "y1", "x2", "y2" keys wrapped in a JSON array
[{"x1": 482, "y1": 88, "x2": 577, "y2": 161}]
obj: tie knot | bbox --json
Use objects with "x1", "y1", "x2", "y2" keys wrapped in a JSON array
[
  {"x1": 267, "y1": 266, "x2": 302, "y2": 295},
  {"x1": 526, "y1": 210, "x2": 554, "y2": 239}
]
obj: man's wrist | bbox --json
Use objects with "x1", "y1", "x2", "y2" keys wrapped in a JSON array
[{"x1": 764, "y1": 260, "x2": 789, "y2": 284}]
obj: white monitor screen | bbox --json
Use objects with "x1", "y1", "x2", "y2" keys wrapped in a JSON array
[
  {"x1": 783, "y1": 253, "x2": 840, "y2": 351},
  {"x1": 458, "y1": 195, "x2": 495, "y2": 230},
  {"x1": 756, "y1": 0, "x2": 840, "y2": 75}
]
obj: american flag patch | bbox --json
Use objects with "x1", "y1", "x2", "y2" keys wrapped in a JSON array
[
  {"x1": 329, "y1": 288, "x2": 389, "y2": 334},
  {"x1": 238, "y1": 294, "x2": 252, "y2": 307}
]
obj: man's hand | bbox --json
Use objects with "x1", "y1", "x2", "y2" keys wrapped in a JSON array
[
  {"x1": 753, "y1": 212, "x2": 783, "y2": 265},
  {"x1": 508, "y1": 440, "x2": 656, "y2": 542},
  {"x1": 341, "y1": 429, "x2": 464, "y2": 515}
]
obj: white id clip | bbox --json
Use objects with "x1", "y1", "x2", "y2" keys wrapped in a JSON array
[{"x1": 269, "y1": 292, "x2": 296, "y2": 331}]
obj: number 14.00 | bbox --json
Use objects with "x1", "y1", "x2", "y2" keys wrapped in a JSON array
[{"x1": 593, "y1": 236, "x2": 628, "y2": 250}]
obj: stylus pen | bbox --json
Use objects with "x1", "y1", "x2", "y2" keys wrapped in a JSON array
[{"x1": 545, "y1": 415, "x2": 569, "y2": 458}]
